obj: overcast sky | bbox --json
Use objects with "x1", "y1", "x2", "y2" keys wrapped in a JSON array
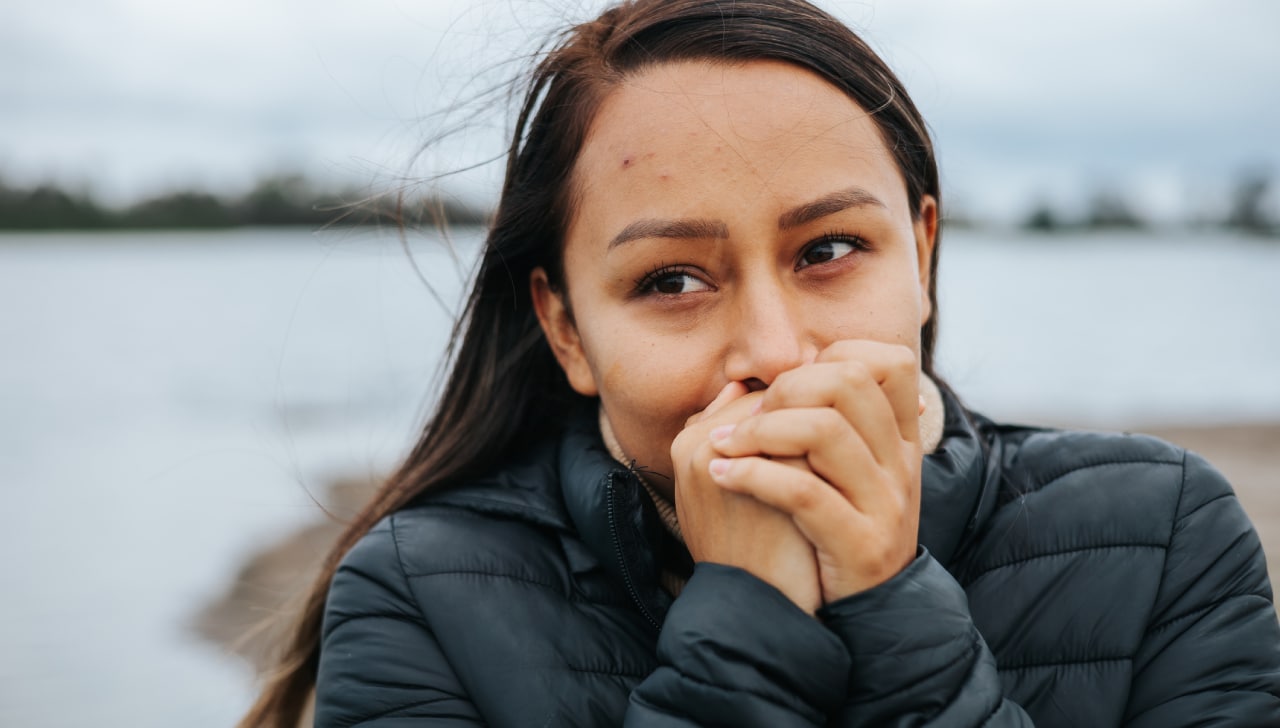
[{"x1": 3, "y1": 0, "x2": 1278, "y2": 222}]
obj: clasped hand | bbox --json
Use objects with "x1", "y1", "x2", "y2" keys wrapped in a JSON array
[{"x1": 670, "y1": 341, "x2": 924, "y2": 613}]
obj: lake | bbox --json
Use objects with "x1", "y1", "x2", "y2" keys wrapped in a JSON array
[{"x1": 1, "y1": 226, "x2": 1278, "y2": 726}]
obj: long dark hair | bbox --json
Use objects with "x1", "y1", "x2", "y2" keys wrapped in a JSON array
[{"x1": 240, "y1": 1, "x2": 942, "y2": 724}]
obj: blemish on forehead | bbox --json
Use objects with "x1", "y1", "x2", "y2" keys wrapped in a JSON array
[{"x1": 621, "y1": 151, "x2": 657, "y2": 170}]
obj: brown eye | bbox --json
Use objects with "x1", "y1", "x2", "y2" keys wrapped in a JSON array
[
  {"x1": 655, "y1": 273, "x2": 710, "y2": 294},
  {"x1": 654, "y1": 273, "x2": 689, "y2": 294},
  {"x1": 638, "y1": 268, "x2": 712, "y2": 295},
  {"x1": 798, "y1": 238, "x2": 858, "y2": 268}
]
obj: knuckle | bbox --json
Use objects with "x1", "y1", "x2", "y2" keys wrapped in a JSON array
[
  {"x1": 814, "y1": 408, "x2": 846, "y2": 439},
  {"x1": 766, "y1": 369, "x2": 797, "y2": 403},
  {"x1": 826, "y1": 339, "x2": 857, "y2": 359},
  {"x1": 734, "y1": 456, "x2": 760, "y2": 481},
  {"x1": 838, "y1": 360, "x2": 873, "y2": 389},
  {"x1": 883, "y1": 484, "x2": 909, "y2": 514},
  {"x1": 867, "y1": 543, "x2": 895, "y2": 570},
  {"x1": 883, "y1": 479, "x2": 920, "y2": 521},
  {"x1": 789, "y1": 482, "x2": 821, "y2": 512},
  {"x1": 888, "y1": 344, "x2": 917, "y2": 373}
]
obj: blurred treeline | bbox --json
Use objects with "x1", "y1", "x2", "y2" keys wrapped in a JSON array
[
  {"x1": 1, "y1": 169, "x2": 1275, "y2": 236},
  {"x1": 0, "y1": 173, "x2": 491, "y2": 230},
  {"x1": 1013, "y1": 170, "x2": 1278, "y2": 237}
]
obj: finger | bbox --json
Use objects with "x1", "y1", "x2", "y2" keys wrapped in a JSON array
[
  {"x1": 687, "y1": 380, "x2": 749, "y2": 426},
  {"x1": 674, "y1": 389, "x2": 767, "y2": 483},
  {"x1": 760, "y1": 361, "x2": 901, "y2": 464},
  {"x1": 710, "y1": 407, "x2": 851, "y2": 459},
  {"x1": 813, "y1": 340, "x2": 921, "y2": 444},
  {"x1": 708, "y1": 455, "x2": 867, "y2": 552},
  {"x1": 710, "y1": 407, "x2": 888, "y2": 510}
]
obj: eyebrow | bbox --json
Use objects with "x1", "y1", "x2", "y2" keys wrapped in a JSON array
[
  {"x1": 608, "y1": 218, "x2": 729, "y2": 248},
  {"x1": 776, "y1": 186, "x2": 887, "y2": 230},
  {"x1": 607, "y1": 186, "x2": 887, "y2": 249}
]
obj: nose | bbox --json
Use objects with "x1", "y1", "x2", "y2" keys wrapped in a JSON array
[{"x1": 722, "y1": 276, "x2": 816, "y2": 390}]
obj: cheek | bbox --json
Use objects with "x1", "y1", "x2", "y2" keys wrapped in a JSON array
[
  {"x1": 599, "y1": 344, "x2": 710, "y2": 426},
  {"x1": 592, "y1": 333, "x2": 718, "y2": 471},
  {"x1": 865, "y1": 294, "x2": 924, "y2": 352},
  {"x1": 884, "y1": 293, "x2": 925, "y2": 357},
  {"x1": 860, "y1": 249, "x2": 927, "y2": 344},
  {"x1": 815, "y1": 273, "x2": 924, "y2": 353}
]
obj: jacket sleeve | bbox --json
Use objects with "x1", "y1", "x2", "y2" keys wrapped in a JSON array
[
  {"x1": 1123, "y1": 451, "x2": 1280, "y2": 725},
  {"x1": 624, "y1": 563, "x2": 852, "y2": 727},
  {"x1": 817, "y1": 549, "x2": 1035, "y2": 727},
  {"x1": 314, "y1": 519, "x2": 485, "y2": 728}
]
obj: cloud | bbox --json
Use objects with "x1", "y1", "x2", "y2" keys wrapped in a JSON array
[{"x1": 4, "y1": 0, "x2": 1277, "y2": 217}]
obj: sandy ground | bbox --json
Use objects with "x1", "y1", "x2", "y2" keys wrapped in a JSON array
[{"x1": 197, "y1": 423, "x2": 1280, "y2": 672}]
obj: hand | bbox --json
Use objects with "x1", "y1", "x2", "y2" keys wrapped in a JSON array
[
  {"x1": 671, "y1": 382, "x2": 822, "y2": 614},
  {"x1": 706, "y1": 341, "x2": 923, "y2": 604}
]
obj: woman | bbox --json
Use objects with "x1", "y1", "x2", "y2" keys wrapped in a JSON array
[{"x1": 243, "y1": 1, "x2": 1280, "y2": 725}]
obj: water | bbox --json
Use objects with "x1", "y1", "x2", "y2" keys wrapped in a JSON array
[
  {"x1": 0, "y1": 227, "x2": 466, "y2": 728},
  {"x1": 1, "y1": 227, "x2": 1277, "y2": 727},
  {"x1": 936, "y1": 229, "x2": 1280, "y2": 424}
]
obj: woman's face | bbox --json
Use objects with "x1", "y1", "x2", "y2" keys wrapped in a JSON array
[{"x1": 533, "y1": 59, "x2": 936, "y2": 493}]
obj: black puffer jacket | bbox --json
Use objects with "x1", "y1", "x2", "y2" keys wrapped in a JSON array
[{"x1": 315, "y1": 396, "x2": 1280, "y2": 726}]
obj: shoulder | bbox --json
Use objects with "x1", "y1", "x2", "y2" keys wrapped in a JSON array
[
  {"x1": 988, "y1": 422, "x2": 1234, "y2": 524},
  {"x1": 317, "y1": 489, "x2": 581, "y2": 726},
  {"x1": 324, "y1": 424, "x2": 618, "y2": 632},
  {"x1": 970, "y1": 421, "x2": 1269, "y2": 601},
  {"x1": 996, "y1": 423, "x2": 1187, "y2": 495},
  {"x1": 321, "y1": 517, "x2": 414, "y2": 642},
  {"x1": 392, "y1": 499, "x2": 577, "y2": 589},
  {"x1": 327, "y1": 497, "x2": 579, "y2": 624},
  {"x1": 957, "y1": 421, "x2": 1276, "y2": 684},
  {"x1": 959, "y1": 420, "x2": 1264, "y2": 581}
]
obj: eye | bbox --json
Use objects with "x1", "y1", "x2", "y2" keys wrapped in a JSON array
[
  {"x1": 797, "y1": 234, "x2": 866, "y2": 269},
  {"x1": 636, "y1": 265, "x2": 712, "y2": 296}
]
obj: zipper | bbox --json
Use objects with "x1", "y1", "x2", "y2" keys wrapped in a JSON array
[{"x1": 605, "y1": 474, "x2": 661, "y2": 632}]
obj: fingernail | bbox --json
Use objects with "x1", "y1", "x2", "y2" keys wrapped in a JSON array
[
  {"x1": 709, "y1": 424, "x2": 735, "y2": 442},
  {"x1": 709, "y1": 458, "x2": 731, "y2": 479}
]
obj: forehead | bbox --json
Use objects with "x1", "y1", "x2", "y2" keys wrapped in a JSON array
[{"x1": 569, "y1": 59, "x2": 907, "y2": 222}]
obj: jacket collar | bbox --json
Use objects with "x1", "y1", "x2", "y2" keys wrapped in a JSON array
[
  {"x1": 427, "y1": 407, "x2": 674, "y2": 631},
  {"x1": 557, "y1": 389, "x2": 999, "y2": 624},
  {"x1": 919, "y1": 388, "x2": 1002, "y2": 566},
  {"x1": 431, "y1": 391, "x2": 999, "y2": 623},
  {"x1": 558, "y1": 415, "x2": 673, "y2": 630},
  {"x1": 425, "y1": 435, "x2": 576, "y2": 533}
]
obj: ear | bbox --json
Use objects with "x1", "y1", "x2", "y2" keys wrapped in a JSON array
[
  {"x1": 913, "y1": 194, "x2": 939, "y2": 326},
  {"x1": 530, "y1": 267, "x2": 599, "y2": 397}
]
